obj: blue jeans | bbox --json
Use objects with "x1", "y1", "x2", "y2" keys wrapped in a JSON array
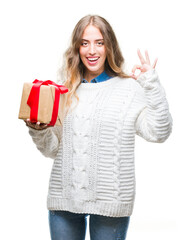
[{"x1": 49, "y1": 210, "x2": 130, "y2": 240}]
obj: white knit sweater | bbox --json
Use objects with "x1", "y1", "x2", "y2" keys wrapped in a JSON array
[{"x1": 28, "y1": 69, "x2": 172, "y2": 217}]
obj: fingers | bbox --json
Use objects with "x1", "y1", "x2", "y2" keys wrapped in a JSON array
[
  {"x1": 132, "y1": 64, "x2": 142, "y2": 73},
  {"x1": 128, "y1": 72, "x2": 137, "y2": 80},
  {"x1": 25, "y1": 119, "x2": 49, "y2": 130},
  {"x1": 145, "y1": 50, "x2": 151, "y2": 65},
  {"x1": 152, "y1": 58, "x2": 158, "y2": 68},
  {"x1": 137, "y1": 49, "x2": 157, "y2": 67},
  {"x1": 137, "y1": 49, "x2": 146, "y2": 65},
  {"x1": 131, "y1": 64, "x2": 143, "y2": 80},
  {"x1": 136, "y1": 48, "x2": 158, "y2": 72}
]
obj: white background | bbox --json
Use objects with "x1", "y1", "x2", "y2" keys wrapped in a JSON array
[{"x1": 0, "y1": 0, "x2": 190, "y2": 239}]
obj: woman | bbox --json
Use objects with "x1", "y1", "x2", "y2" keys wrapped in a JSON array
[{"x1": 25, "y1": 15, "x2": 172, "y2": 240}]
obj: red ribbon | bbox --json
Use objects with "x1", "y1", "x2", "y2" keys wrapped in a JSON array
[{"x1": 27, "y1": 79, "x2": 68, "y2": 126}]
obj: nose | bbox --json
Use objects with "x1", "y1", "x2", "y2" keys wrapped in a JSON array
[{"x1": 89, "y1": 43, "x2": 96, "y2": 55}]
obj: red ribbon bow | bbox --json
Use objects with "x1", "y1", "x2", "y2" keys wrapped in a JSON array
[{"x1": 27, "y1": 79, "x2": 68, "y2": 126}]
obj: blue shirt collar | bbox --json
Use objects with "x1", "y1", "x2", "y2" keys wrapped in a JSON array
[{"x1": 81, "y1": 71, "x2": 112, "y2": 83}]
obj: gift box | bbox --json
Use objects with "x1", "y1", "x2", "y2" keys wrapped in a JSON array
[{"x1": 18, "y1": 79, "x2": 68, "y2": 126}]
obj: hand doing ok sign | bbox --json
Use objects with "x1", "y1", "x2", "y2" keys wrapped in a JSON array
[{"x1": 130, "y1": 49, "x2": 158, "y2": 80}]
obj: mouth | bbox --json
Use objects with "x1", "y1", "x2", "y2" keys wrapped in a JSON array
[{"x1": 86, "y1": 57, "x2": 100, "y2": 65}]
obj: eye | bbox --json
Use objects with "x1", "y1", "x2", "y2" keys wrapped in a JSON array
[
  {"x1": 81, "y1": 42, "x2": 88, "y2": 46},
  {"x1": 97, "y1": 41, "x2": 104, "y2": 46}
]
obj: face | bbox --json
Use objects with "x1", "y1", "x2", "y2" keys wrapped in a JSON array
[{"x1": 79, "y1": 25, "x2": 107, "y2": 81}]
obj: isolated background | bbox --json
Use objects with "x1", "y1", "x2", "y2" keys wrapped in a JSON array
[{"x1": 0, "y1": 0, "x2": 190, "y2": 239}]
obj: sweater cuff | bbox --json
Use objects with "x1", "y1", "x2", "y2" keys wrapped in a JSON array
[
  {"x1": 28, "y1": 126, "x2": 50, "y2": 137},
  {"x1": 136, "y1": 68, "x2": 159, "y2": 89}
]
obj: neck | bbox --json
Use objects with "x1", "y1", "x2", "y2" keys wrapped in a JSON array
[{"x1": 84, "y1": 70, "x2": 104, "y2": 82}]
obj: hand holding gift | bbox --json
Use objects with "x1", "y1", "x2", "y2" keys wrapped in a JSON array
[
  {"x1": 19, "y1": 79, "x2": 68, "y2": 129},
  {"x1": 24, "y1": 119, "x2": 51, "y2": 130}
]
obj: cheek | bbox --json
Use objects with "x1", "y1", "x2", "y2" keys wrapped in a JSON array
[
  {"x1": 79, "y1": 47, "x2": 85, "y2": 59},
  {"x1": 100, "y1": 47, "x2": 107, "y2": 59}
]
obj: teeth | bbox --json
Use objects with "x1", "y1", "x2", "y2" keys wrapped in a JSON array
[{"x1": 87, "y1": 57, "x2": 99, "y2": 61}]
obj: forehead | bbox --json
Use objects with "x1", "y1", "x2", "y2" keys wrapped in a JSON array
[{"x1": 82, "y1": 25, "x2": 103, "y2": 40}]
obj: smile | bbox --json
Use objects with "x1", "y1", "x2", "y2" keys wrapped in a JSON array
[
  {"x1": 86, "y1": 57, "x2": 100, "y2": 65},
  {"x1": 87, "y1": 57, "x2": 99, "y2": 61}
]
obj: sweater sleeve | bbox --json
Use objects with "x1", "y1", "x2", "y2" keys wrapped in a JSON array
[
  {"x1": 28, "y1": 125, "x2": 62, "y2": 159},
  {"x1": 134, "y1": 69, "x2": 173, "y2": 143}
]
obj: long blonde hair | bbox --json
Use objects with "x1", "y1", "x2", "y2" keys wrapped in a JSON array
[{"x1": 58, "y1": 15, "x2": 130, "y2": 115}]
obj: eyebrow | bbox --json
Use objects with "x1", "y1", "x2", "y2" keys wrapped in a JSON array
[{"x1": 81, "y1": 39, "x2": 104, "y2": 41}]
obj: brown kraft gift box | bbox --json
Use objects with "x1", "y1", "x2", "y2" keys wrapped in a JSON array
[{"x1": 18, "y1": 82, "x2": 67, "y2": 126}]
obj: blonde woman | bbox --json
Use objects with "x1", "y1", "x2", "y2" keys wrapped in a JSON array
[{"x1": 25, "y1": 15, "x2": 172, "y2": 240}]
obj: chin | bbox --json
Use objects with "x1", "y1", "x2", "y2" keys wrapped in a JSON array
[{"x1": 86, "y1": 66, "x2": 103, "y2": 74}]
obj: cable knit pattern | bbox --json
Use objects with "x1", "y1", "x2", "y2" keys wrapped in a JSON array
[
  {"x1": 135, "y1": 69, "x2": 172, "y2": 142},
  {"x1": 29, "y1": 126, "x2": 62, "y2": 159},
  {"x1": 28, "y1": 69, "x2": 172, "y2": 217}
]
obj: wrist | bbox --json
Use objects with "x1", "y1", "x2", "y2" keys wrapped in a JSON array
[{"x1": 136, "y1": 68, "x2": 159, "y2": 89}]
